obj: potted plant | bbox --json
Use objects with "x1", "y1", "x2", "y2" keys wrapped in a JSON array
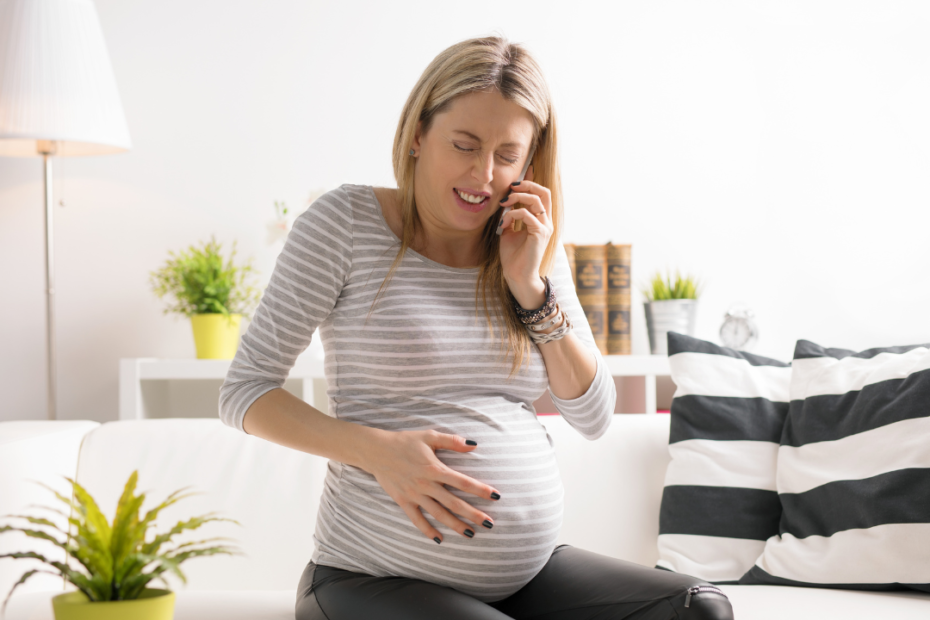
[
  {"x1": 641, "y1": 270, "x2": 703, "y2": 355},
  {"x1": 149, "y1": 235, "x2": 262, "y2": 359},
  {"x1": 0, "y1": 469, "x2": 242, "y2": 620}
]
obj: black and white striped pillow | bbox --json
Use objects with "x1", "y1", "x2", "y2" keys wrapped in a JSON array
[
  {"x1": 656, "y1": 332, "x2": 792, "y2": 583},
  {"x1": 740, "y1": 339, "x2": 930, "y2": 593}
]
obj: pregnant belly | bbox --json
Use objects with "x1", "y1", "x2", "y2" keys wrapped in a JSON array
[{"x1": 317, "y1": 425, "x2": 564, "y2": 602}]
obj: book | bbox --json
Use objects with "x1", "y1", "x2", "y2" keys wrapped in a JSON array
[
  {"x1": 606, "y1": 243, "x2": 631, "y2": 355},
  {"x1": 572, "y1": 245, "x2": 608, "y2": 355}
]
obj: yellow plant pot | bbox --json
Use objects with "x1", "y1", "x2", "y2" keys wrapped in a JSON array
[
  {"x1": 191, "y1": 313, "x2": 242, "y2": 359},
  {"x1": 52, "y1": 588, "x2": 175, "y2": 620}
]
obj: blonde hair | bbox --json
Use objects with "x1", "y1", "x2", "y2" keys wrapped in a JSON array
[{"x1": 378, "y1": 35, "x2": 563, "y2": 376}]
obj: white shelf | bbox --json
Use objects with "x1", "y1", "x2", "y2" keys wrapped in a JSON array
[
  {"x1": 119, "y1": 354, "x2": 671, "y2": 420},
  {"x1": 127, "y1": 357, "x2": 325, "y2": 380},
  {"x1": 119, "y1": 357, "x2": 328, "y2": 421}
]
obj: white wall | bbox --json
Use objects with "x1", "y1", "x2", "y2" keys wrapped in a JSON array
[{"x1": 3, "y1": 0, "x2": 930, "y2": 422}]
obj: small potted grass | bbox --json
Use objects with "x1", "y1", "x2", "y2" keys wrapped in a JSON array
[
  {"x1": 148, "y1": 235, "x2": 262, "y2": 360},
  {"x1": 0, "y1": 470, "x2": 243, "y2": 620},
  {"x1": 642, "y1": 270, "x2": 703, "y2": 355}
]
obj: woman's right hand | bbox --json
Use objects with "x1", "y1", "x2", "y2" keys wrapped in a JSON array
[{"x1": 358, "y1": 429, "x2": 500, "y2": 543}]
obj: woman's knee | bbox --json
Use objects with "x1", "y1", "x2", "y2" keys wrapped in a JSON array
[
  {"x1": 679, "y1": 594, "x2": 734, "y2": 620},
  {"x1": 676, "y1": 584, "x2": 734, "y2": 620}
]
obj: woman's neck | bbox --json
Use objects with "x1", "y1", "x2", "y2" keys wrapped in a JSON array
[{"x1": 376, "y1": 187, "x2": 483, "y2": 269}]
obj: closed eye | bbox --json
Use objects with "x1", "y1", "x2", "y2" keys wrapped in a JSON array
[{"x1": 453, "y1": 143, "x2": 518, "y2": 165}]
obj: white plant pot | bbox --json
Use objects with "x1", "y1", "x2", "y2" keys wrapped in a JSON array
[{"x1": 644, "y1": 299, "x2": 697, "y2": 355}]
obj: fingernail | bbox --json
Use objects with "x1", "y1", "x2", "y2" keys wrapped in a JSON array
[
  {"x1": 463, "y1": 529, "x2": 475, "y2": 538},
  {"x1": 465, "y1": 439, "x2": 477, "y2": 446},
  {"x1": 433, "y1": 537, "x2": 442, "y2": 544},
  {"x1": 482, "y1": 520, "x2": 493, "y2": 529},
  {"x1": 511, "y1": 181, "x2": 521, "y2": 186},
  {"x1": 490, "y1": 492, "x2": 501, "y2": 500}
]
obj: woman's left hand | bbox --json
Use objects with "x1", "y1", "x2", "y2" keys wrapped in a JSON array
[{"x1": 498, "y1": 165, "x2": 553, "y2": 308}]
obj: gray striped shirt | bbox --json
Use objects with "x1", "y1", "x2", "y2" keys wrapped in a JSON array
[{"x1": 218, "y1": 183, "x2": 615, "y2": 602}]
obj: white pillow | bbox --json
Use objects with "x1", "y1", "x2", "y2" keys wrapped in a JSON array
[
  {"x1": 656, "y1": 332, "x2": 791, "y2": 583},
  {"x1": 740, "y1": 339, "x2": 930, "y2": 594}
]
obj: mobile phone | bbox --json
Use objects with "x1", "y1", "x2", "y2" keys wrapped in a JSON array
[{"x1": 495, "y1": 142, "x2": 537, "y2": 236}]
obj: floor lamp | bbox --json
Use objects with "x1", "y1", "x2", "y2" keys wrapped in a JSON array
[{"x1": 0, "y1": 0, "x2": 131, "y2": 420}]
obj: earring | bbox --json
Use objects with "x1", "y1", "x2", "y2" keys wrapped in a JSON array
[{"x1": 409, "y1": 148, "x2": 415, "y2": 156}]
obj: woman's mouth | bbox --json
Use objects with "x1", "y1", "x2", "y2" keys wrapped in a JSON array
[{"x1": 453, "y1": 188, "x2": 489, "y2": 213}]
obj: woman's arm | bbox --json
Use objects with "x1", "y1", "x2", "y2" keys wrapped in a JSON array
[
  {"x1": 510, "y1": 246, "x2": 616, "y2": 441},
  {"x1": 499, "y1": 168, "x2": 616, "y2": 439},
  {"x1": 218, "y1": 187, "x2": 353, "y2": 433},
  {"x1": 510, "y1": 276, "x2": 597, "y2": 401},
  {"x1": 242, "y1": 387, "x2": 500, "y2": 543}
]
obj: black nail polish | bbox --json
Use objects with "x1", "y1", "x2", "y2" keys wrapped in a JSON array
[
  {"x1": 465, "y1": 439, "x2": 477, "y2": 446},
  {"x1": 464, "y1": 529, "x2": 475, "y2": 538},
  {"x1": 482, "y1": 520, "x2": 493, "y2": 529},
  {"x1": 511, "y1": 181, "x2": 521, "y2": 186},
  {"x1": 490, "y1": 492, "x2": 501, "y2": 500},
  {"x1": 433, "y1": 537, "x2": 442, "y2": 544}
]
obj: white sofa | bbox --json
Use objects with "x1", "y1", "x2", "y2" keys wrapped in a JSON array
[{"x1": 2, "y1": 414, "x2": 927, "y2": 619}]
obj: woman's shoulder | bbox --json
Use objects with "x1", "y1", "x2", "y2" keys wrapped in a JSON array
[
  {"x1": 305, "y1": 183, "x2": 370, "y2": 212},
  {"x1": 283, "y1": 184, "x2": 367, "y2": 256},
  {"x1": 296, "y1": 183, "x2": 386, "y2": 230}
]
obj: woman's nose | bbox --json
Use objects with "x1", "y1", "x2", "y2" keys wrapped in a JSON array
[{"x1": 472, "y1": 152, "x2": 494, "y2": 183}]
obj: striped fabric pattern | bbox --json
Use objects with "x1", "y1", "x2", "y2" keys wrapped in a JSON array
[
  {"x1": 218, "y1": 183, "x2": 615, "y2": 602},
  {"x1": 656, "y1": 332, "x2": 791, "y2": 583},
  {"x1": 740, "y1": 340, "x2": 930, "y2": 593}
]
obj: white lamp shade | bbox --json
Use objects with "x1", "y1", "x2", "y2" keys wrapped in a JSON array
[{"x1": 0, "y1": 0, "x2": 131, "y2": 157}]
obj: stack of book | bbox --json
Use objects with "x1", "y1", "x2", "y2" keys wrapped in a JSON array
[{"x1": 563, "y1": 243, "x2": 631, "y2": 355}]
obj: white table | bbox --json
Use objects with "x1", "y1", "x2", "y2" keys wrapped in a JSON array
[{"x1": 119, "y1": 355, "x2": 671, "y2": 420}]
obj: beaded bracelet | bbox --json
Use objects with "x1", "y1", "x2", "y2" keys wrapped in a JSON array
[
  {"x1": 528, "y1": 310, "x2": 573, "y2": 344},
  {"x1": 527, "y1": 303, "x2": 562, "y2": 332},
  {"x1": 514, "y1": 276, "x2": 557, "y2": 325}
]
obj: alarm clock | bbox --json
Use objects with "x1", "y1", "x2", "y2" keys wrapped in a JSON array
[{"x1": 719, "y1": 304, "x2": 758, "y2": 351}]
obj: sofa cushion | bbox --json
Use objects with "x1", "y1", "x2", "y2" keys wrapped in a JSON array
[
  {"x1": 72, "y1": 418, "x2": 331, "y2": 592},
  {"x1": 740, "y1": 340, "x2": 930, "y2": 593},
  {"x1": 540, "y1": 413, "x2": 672, "y2": 567},
  {"x1": 0, "y1": 421, "x2": 99, "y2": 600},
  {"x1": 656, "y1": 333, "x2": 791, "y2": 583},
  {"x1": 717, "y1": 585, "x2": 930, "y2": 619},
  {"x1": 0, "y1": 589, "x2": 297, "y2": 620},
  {"x1": 5, "y1": 584, "x2": 930, "y2": 620}
]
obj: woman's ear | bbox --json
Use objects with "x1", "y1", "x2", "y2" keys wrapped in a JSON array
[{"x1": 412, "y1": 120, "x2": 423, "y2": 153}]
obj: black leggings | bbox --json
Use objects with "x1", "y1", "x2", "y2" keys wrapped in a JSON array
[{"x1": 295, "y1": 544, "x2": 734, "y2": 620}]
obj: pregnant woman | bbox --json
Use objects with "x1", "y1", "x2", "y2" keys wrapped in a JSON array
[{"x1": 219, "y1": 35, "x2": 733, "y2": 620}]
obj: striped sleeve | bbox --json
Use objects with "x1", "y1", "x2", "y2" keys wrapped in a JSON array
[
  {"x1": 545, "y1": 242, "x2": 616, "y2": 440},
  {"x1": 218, "y1": 186, "x2": 354, "y2": 433}
]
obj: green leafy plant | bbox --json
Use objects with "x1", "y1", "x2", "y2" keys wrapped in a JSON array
[
  {"x1": 149, "y1": 235, "x2": 262, "y2": 321},
  {"x1": 642, "y1": 270, "x2": 702, "y2": 301},
  {"x1": 0, "y1": 470, "x2": 243, "y2": 617}
]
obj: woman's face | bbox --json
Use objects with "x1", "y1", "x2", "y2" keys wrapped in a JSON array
[{"x1": 412, "y1": 89, "x2": 536, "y2": 235}]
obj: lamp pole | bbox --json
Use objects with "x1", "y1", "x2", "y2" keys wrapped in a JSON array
[{"x1": 40, "y1": 140, "x2": 58, "y2": 420}]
